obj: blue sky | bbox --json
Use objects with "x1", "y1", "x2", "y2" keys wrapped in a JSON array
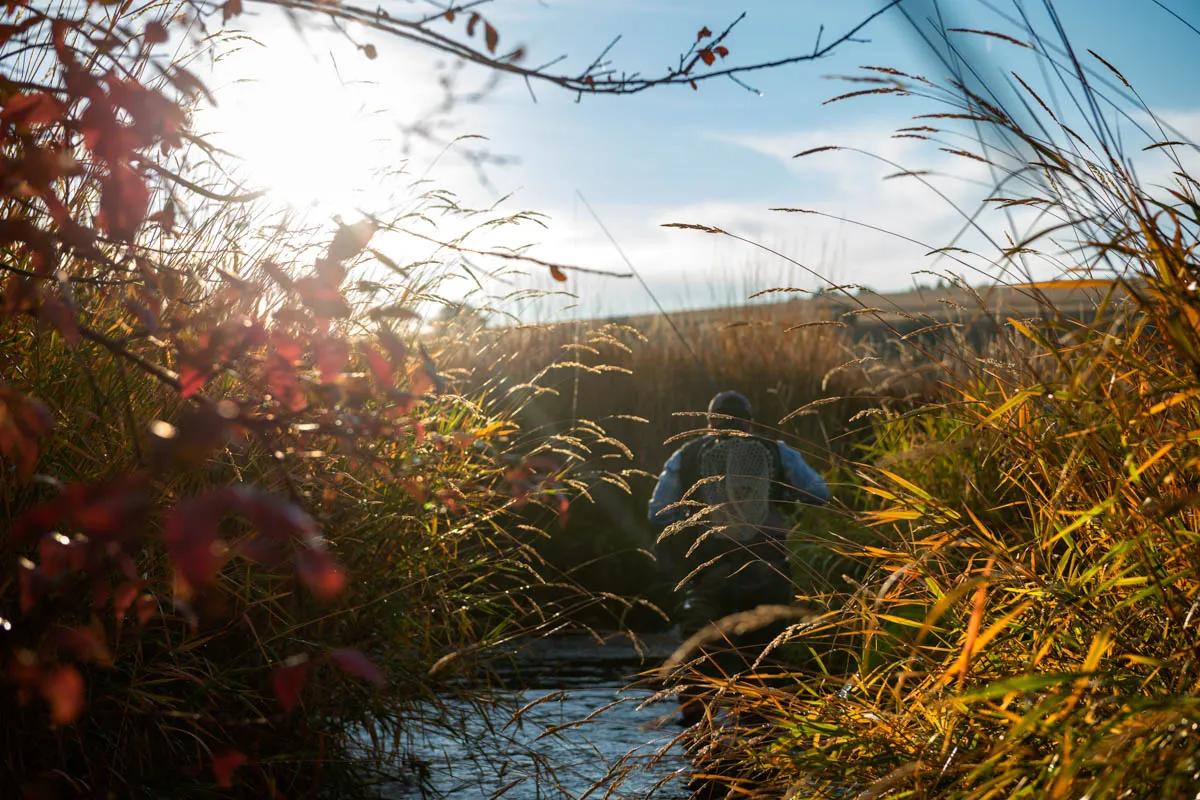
[{"x1": 204, "y1": 0, "x2": 1200, "y2": 319}]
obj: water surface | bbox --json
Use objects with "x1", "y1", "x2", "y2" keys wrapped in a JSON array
[{"x1": 382, "y1": 633, "x2": 692, "y2": 799}]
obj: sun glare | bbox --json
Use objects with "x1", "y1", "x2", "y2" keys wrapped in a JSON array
[{"x1": 203, "y1": 29, "x2": 402, "y2": 219}]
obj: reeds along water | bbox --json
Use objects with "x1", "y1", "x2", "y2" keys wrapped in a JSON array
[
  {"x1": 434, "y1": 289, "x2": 956, "y2": 630},
  {"x1": 625, "y1": 27, "x2": 1200, "y2": 800}
]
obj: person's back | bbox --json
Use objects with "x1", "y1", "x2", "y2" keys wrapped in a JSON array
[
  {"x1": 648, "y1": 390, "x2": 829, "y2": 716},
  {"x1": 649, "y1": 391, "x2": 828, "y2": 607}
]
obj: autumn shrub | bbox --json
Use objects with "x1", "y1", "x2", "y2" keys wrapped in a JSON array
[
  {"x1": 645, "y1": 21, "x2": 1200, "y2": 800},
  {"x1": 0, "y1": 6, "x2": 587, "y2": 797}
]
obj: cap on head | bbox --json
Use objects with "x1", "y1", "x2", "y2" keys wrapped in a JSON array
[{"x1": 707, "y1": 390, "x2": 753, "y2": 431}]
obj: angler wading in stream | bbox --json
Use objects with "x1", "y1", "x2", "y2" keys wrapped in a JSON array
[{"x1": 648, "y1": 390, "x2": 829, "y2": 724}]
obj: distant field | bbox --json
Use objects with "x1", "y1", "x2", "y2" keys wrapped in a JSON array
[{"x1": 601, "y1": 282, "x2": 1122, "y2": 334}]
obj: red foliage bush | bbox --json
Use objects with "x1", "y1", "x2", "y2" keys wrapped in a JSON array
[{"x1": 0, "y1": 5, "x2": 565, "y2": 795}]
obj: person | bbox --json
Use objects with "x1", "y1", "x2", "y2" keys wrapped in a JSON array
[{"x1": 648, "y1": 390, "x2": 829, "y2": 720}]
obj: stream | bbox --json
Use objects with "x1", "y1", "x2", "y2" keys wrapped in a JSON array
[{"x1": 379, "y1": 633, "x2": 692, "y2": 799}]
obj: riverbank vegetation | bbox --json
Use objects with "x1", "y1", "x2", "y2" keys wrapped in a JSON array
[
  {"x1": 655, "y1": 19, "x2": 1200, "y2": 800},
  {"x1": 0, "y1": 6, "x2": 606, "y2": 796},
  {"x1": 5, "y1": 2, "x2": 1200, "y2": 799}
]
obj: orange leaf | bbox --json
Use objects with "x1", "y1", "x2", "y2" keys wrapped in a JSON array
[
  {"x1": 714, "y1": 45, "x2": 729, "y2": 58},
  {"x1": 698, "y1": 49, "x2": 715, "y2": 66},
  {"x1": 295, "y1": 548, "x2": 346, "y2": 600},
  {"x1": 484, "y1": 22, "x2": 499, "y2": 53},
  {"x1": 549, "y1": 265, "x2": 567, "y2": 282},
  {"x1": 697, "y1": 26, "x2": 712, "y2": 40},
  {"x1": 40, "y1": 665, "x2": 84, "y2": 725}
]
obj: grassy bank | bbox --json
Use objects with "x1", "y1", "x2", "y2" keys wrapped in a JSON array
[{"x1": 656, "y1": 20, "x2": 1200, "y2": 800}]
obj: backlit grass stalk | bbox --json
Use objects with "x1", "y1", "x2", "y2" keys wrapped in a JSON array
[{"x1": 650, "y1": 16, "x2": 1200, "y2": 800}]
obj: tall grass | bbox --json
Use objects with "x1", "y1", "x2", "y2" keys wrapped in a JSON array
[
  {"x1": 637, "y1": 16, "x2": 1200, "y2": 800},
  {"x1": 439, "y1": 299, "x2": 908, "y2": 622}
]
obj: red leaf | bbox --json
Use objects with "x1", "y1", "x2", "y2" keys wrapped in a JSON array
[
  {"x1": 2, "y1": 92, "x2": 65, "y2": 127},
  {"x1": 211, "y1": 749, "x2": 247, "y2": 788},
  {"x1": 698, "y1": 49, "x2": 715, "y2": 66},
  {"x1": 241, "y1": 489, "x2": 320, "y2": 544},
  {"x1": 167, "y1": 65, "x2": 215, "y2": 105},
  {"x1": 467, "y1": 12, "x2": 480, "y2": 37},
  {"x1": 484, "y1": 22, "x2": 499, "y2": 53},
  {"x1": 38, "y1": 531, "x2": 85, "y2": 577},
  {"x1": 113, "y1": 582, "x2": 141, "y2": 621},
  {"x1": 221, "y1": 0, "x2": 243, "y2": 24},
  {"x1": 295, "y1": 275, "x2": 351, "y2": 318},
  {"x1": 270, "y1": 331, "x2": 304, "y2": 362},
  {"x1": 549, "y1": 265, "x2": 567, "y2": 282},
  {"x1": 416, "y1": 344, "x2": 445, "y2": 394},
  {"x1": 295, "y1": 548, "x2": 346, "y2": 600},
  {"x1": 98, "y1": 164, "x2": 150, "y2": 242},
  {"x1": 444, "y1": 9, "x2": 456, "y2": 22},
  {"x1": 330, "y1": 648, "x2": 386, "y2": 688},
  {"x1": 14, "y1": 478, "x2": 148, "y2": 545},
  {"x1": 409, "y1": 366, "x2": 434, "y2": 397},
  {"x1": 697, "y1": 26, "x2": 712, "y2": 40},
  {"x1": 55, "y1": 625, "x2": 112, "y2": 666},
  {"x1": 265, "y1": 354, "x2": 307, "y2": 412},
  {"x1": 19, "y1": 558, "x2": 45, "y2": 613},
  {"x1": 144, "y1": 21, "x2": 169, "y2": 45},
  {"x1": 40, "y1": 665, "x2": 84, "y2": 725},
  {"x1": 177, "y1": 353, "x2": 210, "y2": 399},
  {"x1": 314, "y1": 338, "x2": 350, "y2": 384},
  {"x1": 123, "y1": 297, "x2": 160, "y2": 333},
  {"x1": 364, "y1": 347, "x2": 393, "y2": 387},
  {"x1": 163, "y1": 493, "x2": 230, "y2": 591},
  {"x1": 0, "y1": 386, "x2": 54, "y2": 481},
  {"x1": 715, "y1": 45, "x2": 729, "y2": 58},
  {"x1": 270, "y1": 656, "x2": 309, "y2": 712},
  {"x1": 38, "y1": 293, "x2": 80, "y2": 347}
]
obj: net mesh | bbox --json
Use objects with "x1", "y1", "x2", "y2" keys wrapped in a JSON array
[{"x1": 699, "y1": 438, "x2": 773, "y2": 542}]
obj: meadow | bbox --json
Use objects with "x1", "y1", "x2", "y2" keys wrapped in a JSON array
[{"x1": 3, "y1": 2, "x2": 1200, "y2": 799}]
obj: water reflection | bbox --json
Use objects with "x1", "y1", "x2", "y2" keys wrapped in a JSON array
[{"x1": 378, "y1": 634, "x2": 691, "y2": 799}]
